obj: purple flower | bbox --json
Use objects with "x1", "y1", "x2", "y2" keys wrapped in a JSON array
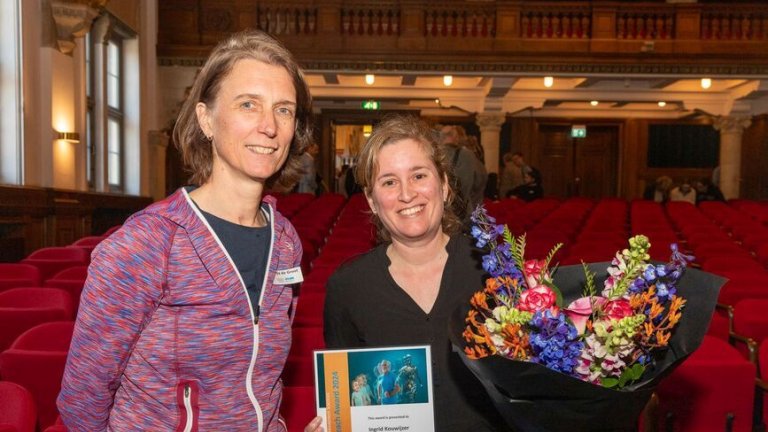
[{"x1": 529, "y1": 310, "x2": 584, "y2": 376}]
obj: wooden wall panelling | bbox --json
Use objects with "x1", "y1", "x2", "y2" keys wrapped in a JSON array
[
  {"x1": 0, "y1": 186, "x2": 152, "y2": 262},
  {"x1": 741, "y1": 114, "x2": 768, "y2": 199}
]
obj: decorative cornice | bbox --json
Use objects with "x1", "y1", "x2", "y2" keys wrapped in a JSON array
[
  {"x1": 714, "y1": 115, "x2": 752, "y2": 133},
  {"x1": 50, "y1": 0, "x2": 99, "y2": 55},
  {"x1": 476, "y1": 112, "x2": 506, "y2": 130},
  {"x1": 158, "y1": 56, "x2": 768, "y2": 76}
]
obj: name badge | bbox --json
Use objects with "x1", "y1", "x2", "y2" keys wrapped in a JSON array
[{"x1": 274, "y1": 267, "x2": 304, "y2": 285}]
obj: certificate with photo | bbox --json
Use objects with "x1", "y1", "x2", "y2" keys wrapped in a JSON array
[{"x1": 313, "y1": 345, "x2": 435, "y2": 432}]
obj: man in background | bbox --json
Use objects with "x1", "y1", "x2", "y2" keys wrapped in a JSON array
[{"x1": 439, "y1": 124, "x2": 487, "y2": 219}]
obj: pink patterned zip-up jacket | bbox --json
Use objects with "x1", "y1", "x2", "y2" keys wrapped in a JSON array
[{"x1": 58, "y1": 188, "x2": 302, "y2": 431}]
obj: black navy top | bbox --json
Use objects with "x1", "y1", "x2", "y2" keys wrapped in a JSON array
[{"x1": 199, "y1": 208, "x2": 271, "y2": 316}]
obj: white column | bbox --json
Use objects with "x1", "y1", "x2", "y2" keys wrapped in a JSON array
[
  {"x1": 91, "y1": 15, "x2": 112, "y2": 192},
  {"x1": 476, "y1": 112, "x2": 506, "y2": 174},
  {"x1": 714, "y1": 115, "x2": 751, "y2": 200}
]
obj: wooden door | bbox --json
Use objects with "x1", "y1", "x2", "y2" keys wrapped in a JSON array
[{"x1": 536, "y1": 124, "x2": 619, "y2": 199}]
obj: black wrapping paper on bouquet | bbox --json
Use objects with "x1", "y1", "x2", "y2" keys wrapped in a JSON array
[{"x1": 448, "y1": 262, "x2": 725, "y2": 432}]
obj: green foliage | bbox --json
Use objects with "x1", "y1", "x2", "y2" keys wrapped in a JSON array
[
  {"x1": 601, "y1": 363, "x2": 646, "y2": 389},
  {"x1": 581, "y1": 262, "x2": 597, "y2": 298}
]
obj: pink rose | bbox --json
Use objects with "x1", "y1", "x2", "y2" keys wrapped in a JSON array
[
  {"x1": 565, "y1": 296, "x2": 606, "y2": 334},
  {"x1": 523, "y1": 259, "x2": 548, "y2": 289},
  {"x1": 519, "y1": 286, "x2": 557, "y2": 313},
  {"x1": 603, "y1": 299, "x2": 634, "y2": 321}
]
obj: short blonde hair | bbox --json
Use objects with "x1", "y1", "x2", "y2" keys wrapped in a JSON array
[{"x1": 355, "y1": 115, "x2": 463, "y2": 242}]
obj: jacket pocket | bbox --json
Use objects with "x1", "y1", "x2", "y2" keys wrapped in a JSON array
[{"x1": 176, "y1": 380, "x2": 199, "y2": 432}]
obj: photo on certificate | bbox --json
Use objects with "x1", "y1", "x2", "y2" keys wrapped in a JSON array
[{"x1": 314, "y1": 345, "x2": 435, "y2": 432}]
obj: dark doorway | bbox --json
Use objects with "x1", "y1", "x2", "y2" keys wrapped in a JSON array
[{"x1": 536, "y1": 124, "x2": 619, "y2": 199}]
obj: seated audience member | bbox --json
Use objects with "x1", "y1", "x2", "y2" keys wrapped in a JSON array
[
  {"x1": 694, "y1": 178, "x2": 725, "y2": 203},
  {"x1": 325, "y1": 115, "x2": 507, "y2": 431},
  {"x1": 509, "y1": 170, "x2": 543, "y2": 202},
  {"x1": 668, "y1": 180, "x2": 697, "y2": 204},
  {"x1": 643, "y1": 175, "x2": 673, "y2": 203}
]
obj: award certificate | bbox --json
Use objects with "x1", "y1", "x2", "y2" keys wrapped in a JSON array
[{"x1": 313, "y1": 345, "x2": 435, "y2": 432}]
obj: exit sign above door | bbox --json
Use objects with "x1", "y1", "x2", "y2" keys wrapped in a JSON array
[{"x1": 571, "y1": 125, "x2": 587, "y2": 138}]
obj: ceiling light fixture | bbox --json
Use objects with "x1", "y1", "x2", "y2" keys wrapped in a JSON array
[
  {"x1": 365, "y1": 74, "x2": 375, "y2": 85},
  {"x1": 443, "y1": 75, "x2": 453, "y2": 86},
  {"x1": 590, "y1": 100, "x2": 599, "y2": 106},
  {"x1": 543, "y1": 76, "x2": 554, "y2": 88},
  {"x1": 658, "y1": 101, "x2": 667, "y2": 107},
  {"x1": 701, "y1": 78, "x2": 712, "y2": 89}
]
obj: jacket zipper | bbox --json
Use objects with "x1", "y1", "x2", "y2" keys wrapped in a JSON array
[{"x1": 183, "y1": 384, "x2": 193, "y2": 432}]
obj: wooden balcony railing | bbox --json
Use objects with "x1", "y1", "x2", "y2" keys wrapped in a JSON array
[{"x1": 158, "y1": 1, "x2": 768, "y2": 72}]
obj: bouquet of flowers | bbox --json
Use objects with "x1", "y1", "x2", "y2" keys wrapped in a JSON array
[{"x1": 448, "y1": 206, "x2": 724, "y2": 432}]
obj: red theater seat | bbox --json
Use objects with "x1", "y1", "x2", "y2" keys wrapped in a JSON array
[
  {"x1": 20, "y1": 247, "x2": 90, "y2": 282},
  {"x1": 0, "y1": 381, "x2": 36, "y2": 432},
  {"x1": 655, "y1": 336, "x2": 756, "y2": 432},
  {"x1": 283, "y1": 356, "x2": 316, "y2": 387},
  {"x1": 0, "y1": 321, "x2": 75, "y2": 431},
  {"x1": 0, "y1": 264, "x2": 42, "y2": 292},
  {"x1": 0, "y1": 287, "x2": 73, "y2": 352},
  {"x1": 281, "y1": 386, "x2": 316, "y2": 432},
  {"x1": 293, "y1": 293, "x2": 325, "y2": 328},
  {"x1": 289, "y1": 327, "x2": 325, "y2": 360},
  {"x1": 44, "y1": 266, "x2": 88, "y2": 313}
]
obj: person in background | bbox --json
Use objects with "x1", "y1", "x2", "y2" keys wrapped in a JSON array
[
  {"x1": 694, "y1": 177, "x2": 725, "y2": 204},
  {"x1": 643, "y1": 175, "x2": 673, "y2": 203},
  {"x1": 668, "y1": 180, "x2": 697, "y2": 205},
  {"x1": 499, "y1": 151, "x2": 524, "y2": 198},
  {"x1": 297, "y1": 142, "x2": 319, "y2": 194},
  {"x1": 510, "y1": 152, "x2": 541, "y2": 187},
  {"x1": 439, "y1": 124, "x2": 487, "y2": 220},
  {"x1": 336, "y1": 163, "x2": 351, "y2": 196},
  {"x1": 58, "y1": 30, "x2": 324, "y2": 432},
  {"x1": 509, "y1": 169, "x2": 543, "y2": 202},
  {"x1": 324, "y1": 115, "x2": 507, "y2": 431}
]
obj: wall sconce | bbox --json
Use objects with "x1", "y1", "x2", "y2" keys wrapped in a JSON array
[
  {"x1": 590, "y1": 100, "x2": 599, "y2": 106},
  {"x1": 443, "y1": 75, "x2": 453, "y2": 86},
  {"x1": 543, "y1": 76, "x2": 554, "y2": 88},
  {"x1": 365, "y1": 74, "x2": 375, "y2": 85},
  {"x1": 657, "y1": 101, "x2": 667, "y2": 107},
  {"x1": 700, "y1": 78, "x2": 712, "y2": 89},
  {"x1": 56, "y1": 131, "x2": 80, "y2": 143},
  {"x1": 363, "y1": 124, "x2": 373, "y2": 137}
]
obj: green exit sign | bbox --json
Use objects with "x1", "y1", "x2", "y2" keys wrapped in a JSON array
[
  {"x1": 361, "y1": 100, "x2": 380, "y2": 110},
  {"x1": 571, "y1": 125, "x2": 587, "y2": 138}
]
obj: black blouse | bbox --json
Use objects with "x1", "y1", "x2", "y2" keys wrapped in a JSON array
[{"x1": 324, "y1": 235, "x2": 509, "y2": 432}]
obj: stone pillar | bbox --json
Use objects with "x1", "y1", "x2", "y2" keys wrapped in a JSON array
[
  {"x1": 714, "y1": 115, "x2": 752, "y2": 200},
  {"x1": 148, "y1": 130, "x2": 169, "y2": 201},
  {"x1": 476, "y1": 113, "x2": 506, "y2": 174}
]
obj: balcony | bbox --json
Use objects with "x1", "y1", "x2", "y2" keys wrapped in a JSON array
[{"x1": 158, "y1": 0, "x2": 768, "y2": 76}]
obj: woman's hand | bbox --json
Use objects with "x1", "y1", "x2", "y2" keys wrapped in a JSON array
[{"x1": 304, "y1": 416, "x2": 324, "y2": 432}]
